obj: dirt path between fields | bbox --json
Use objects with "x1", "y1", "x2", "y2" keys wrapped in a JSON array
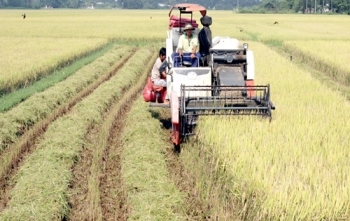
[{"x1": 0, "y1": 49, "x2": 136, "y2": 214}]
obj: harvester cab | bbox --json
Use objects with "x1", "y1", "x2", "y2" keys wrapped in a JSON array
[{"x1": 145, "y1": 3, "x2": 275, "y2": 151}]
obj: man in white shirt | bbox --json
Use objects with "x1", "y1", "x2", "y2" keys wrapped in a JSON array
[
  {"x1": 151, "y1": 47, "x2": 167, "y2": 87},
  {"x1": 172, "y1": 23, "x2": 201, "y2": 67},
  {"x1": 150, "y1": 47, "x2": 169, "y2": 103}
]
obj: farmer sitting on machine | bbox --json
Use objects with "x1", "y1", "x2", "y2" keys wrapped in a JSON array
[
  {"x1": 142, "y1": 47, "x2": 169, "y2": 104},
  {"x1": 172, "y1": 23, "x2": 201, "y2": 67},
  {"x1": 151, "y1": 47, "x2": 167, "y2": 88}
]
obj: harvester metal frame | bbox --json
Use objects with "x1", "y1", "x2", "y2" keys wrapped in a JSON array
[{"x1": 178, "y1": 84, "x2": 274, "y2": 139}]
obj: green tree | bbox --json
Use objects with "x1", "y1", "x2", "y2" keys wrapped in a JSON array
[
  {"x1": 122, "y1": 0, "x2": 143, "y2": 8},
  {"x1": 7, "y1": 0, "x2": 22, "y2": 7}
]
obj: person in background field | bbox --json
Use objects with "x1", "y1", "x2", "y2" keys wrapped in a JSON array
[
  {"x1": 172, "y1": 23, "x2": 201, "y2": 67},
  {"x1": 151, "y1": 47, "x2": 169, "y2": 103}
]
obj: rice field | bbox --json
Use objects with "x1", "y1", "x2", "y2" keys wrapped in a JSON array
[
  {"x1": 283, "y1": 40, "x2": 350, "y2": 86},
  {"x1": 0, "y1": 9, "x2": 350, "y2": 221},
  {"x1": 0, "y1": 37, "x2": 109, "y2": 94},
  {"x1": 195, "y1": 41, "x2": 350, "y2": 220}
]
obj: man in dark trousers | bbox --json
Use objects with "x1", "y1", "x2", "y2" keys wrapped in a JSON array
[{"x1": 198, "y1": 15, "x2": 212, "y2": 66}]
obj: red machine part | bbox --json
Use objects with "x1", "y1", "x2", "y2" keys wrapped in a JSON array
[
  {"x1": 245, "y1": 80, "x2": 255, "y2": 97},
  {"x1": 142, "y1": 78, "x2": 167, "y2": 103},
  {"x1": 170, "y1": 92, "x2": 181, "y2": 145},
  {"x1": 168, "y1": 3, "x2": 207, "y2": 17},
  {"x1": 169, "y1": 15, "x2": 199, "y2": 29}
]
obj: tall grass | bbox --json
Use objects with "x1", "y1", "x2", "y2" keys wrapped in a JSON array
[{"x1": 196, "y1": 42, "x2": 350, "y2": 220}]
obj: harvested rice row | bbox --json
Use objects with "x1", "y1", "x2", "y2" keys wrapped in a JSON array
[
  {"x1": 67, "y1": 47, "x2": 157, "y2": 221},
  {"x1": 120, "y1": 98, "x2": 185, "y2": 221},
  {"x1": 0, "y1": 48, "x2": 152, "y2": 221},
  {"x1": 0, "y1": 46, "x2": 134, "y2": 153},
  {"x1": 0, "y1": 46, "x2": 135, "y2": 201}
]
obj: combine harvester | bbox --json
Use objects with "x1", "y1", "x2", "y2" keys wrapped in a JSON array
[{"x1": 143, "y1": 3, "x2": 275, "y2": 151}]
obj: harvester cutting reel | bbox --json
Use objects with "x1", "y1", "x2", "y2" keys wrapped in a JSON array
[{"x1": 168, "y1": 84, "x2": 275, "y2": 151}]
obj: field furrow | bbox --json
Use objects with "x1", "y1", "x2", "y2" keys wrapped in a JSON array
[
  {"x1": 121, "y1": 99, "x2": 236, "y2": 220},
  {"x1": 149, "y1": 109, "x2": 240, "y2": 220},
  {"x1": 0, "y1": 46, "x2": 135, "y2": 154},
  {"x1": 155, "y1": 111, "x2": 213, "y2": 219},
  {"x1": 67, "y1": 47, "x2": 157, "y2": 221},
  {"x1": 0, "y1": 47, "x2": 150, "y2": 220},
  {"x1": 0, "y1": 47, "x2": 136, "y2": 212},
  {"x1": 118, "y1": 99, "x2": 185, "y2": 221},
  {"x1": 165, "y1": 141, "x2": 212, "y2": 220}
]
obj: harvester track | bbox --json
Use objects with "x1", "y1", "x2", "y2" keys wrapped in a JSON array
[
  {"x1": 0, "y1": 48, "x2": 137, "y2": 213},
  {"x1": 154, "y1": 110, "x2": 211, "y2": 220},
  {"x1": 155, "y1": 110, "x2": 240, "y2": 220},
  {"x1": 165, "y1": 146, "x2": 211, "y2": 220}
]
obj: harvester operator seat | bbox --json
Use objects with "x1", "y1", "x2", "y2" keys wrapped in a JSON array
[{"x1": 198, "y1": 15, "x2": 212, "y2": 67}]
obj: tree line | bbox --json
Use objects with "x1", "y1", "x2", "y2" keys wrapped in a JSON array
[{"x1": 0, "y1": 0, "x2": 349, "y2": 14}]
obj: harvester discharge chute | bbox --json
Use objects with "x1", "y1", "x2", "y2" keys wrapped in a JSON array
[{"x1": 144, "y1": 3, "x2": 275, "y2": 151}]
